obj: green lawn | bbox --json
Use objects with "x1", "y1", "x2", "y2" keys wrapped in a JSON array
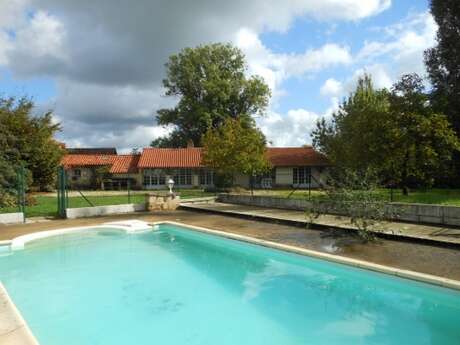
[
  {"x1": 3, "y1": 188, "x2": 460, "y2": 218},
  {"x1": 0, "y1": 189, "x2": 214, "y2": 218}
]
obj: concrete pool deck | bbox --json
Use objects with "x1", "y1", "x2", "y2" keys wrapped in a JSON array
[
  {"x1": 181, "y1": 201, "x2": 460, "y2": 246},
  {"x1": 1, "y1": 209, "x2": 460, "y2": 281},
  {"x1": 0, "y1": 284, "x2": 39, "y2": 345}
]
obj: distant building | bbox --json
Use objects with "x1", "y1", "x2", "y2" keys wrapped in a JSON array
[
  {"x1": 61, "y1": 146, "x2": 329, "y2": 190},
  {"x1": 61, "y1": 149, "x2": 140, "y2": 189}
]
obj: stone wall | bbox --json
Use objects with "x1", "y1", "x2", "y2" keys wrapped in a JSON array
[{"x1": 217, "y1": 194, "x2": 460, "y2": 227}]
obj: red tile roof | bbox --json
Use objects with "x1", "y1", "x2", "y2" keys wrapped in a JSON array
[
  {"x1": 137, "y1": 146, "x2": 328, "y2": 168},
  {"x1": 138, "y1": 148, "x2": 203, "y2": 168},
  {"x1": 61, "y1": 154, "x2": 117, "y2": 169},
  {"x1": 110, "y1": 154, "x2": 140, "y2": 174},
  {"x1": 62, "y1": 153, "x2": 140, "y2": 174},
  {"x1": 266, "y1": 147, "x2": 329, "y2": 167}
]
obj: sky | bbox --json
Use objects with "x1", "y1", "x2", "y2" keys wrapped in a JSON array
[{"x1": 0, "y1": 0, "x2": 435, "y2": 151}]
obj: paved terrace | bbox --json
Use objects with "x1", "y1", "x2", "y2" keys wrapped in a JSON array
[
  {"x1": 181, "y1": 201, "x2": 460, "y2": 246},
  {"x1": 1, "y1": 210, "x2": 460, "y2": 281}
]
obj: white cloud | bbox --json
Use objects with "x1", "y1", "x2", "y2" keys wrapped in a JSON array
[
  {"x1": 0, "y1": 0, "x2": 29, "y2": 28},
  {"x1": 0, "y1": 0, "x2": 391, "y2": 148},
  {"x1": 357, "y1": 12, "x2": 437, "y2": 77},
  {"x1": 235, "y1": 28, "x2": 351, "y2": 104},
  {"x1": 320, "y1": 78, "x2": 343, "y2": 97}
]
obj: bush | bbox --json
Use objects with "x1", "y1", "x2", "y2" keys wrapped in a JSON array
[{"x1": 306, "y1": 169, "x2": 397, "y2": 241}]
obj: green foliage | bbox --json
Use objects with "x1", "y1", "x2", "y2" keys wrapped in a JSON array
[
  {"x1": 154, "y1": 43, "x2": 271, "y2": 147},
  {"x1": 384, "y1": 74, "x2": 459, "y2": 192},
  {"x1": 0, "y1": 96, "x2": 64, "y2": 195},
  {"x1": 312, "y1": 74, "x2": 390, "y2": 171},
  {"x1": 312, "y1": 74, "x2": 459, "y2": 193},
  {"x1": 424, "y1": 0, "x2": 460, "y2": 133},
  {"x1": 202, "y1": 118, "x2": 270, "y2": 186},
  {"x1": 306, "y1": 169, "x2": 392, "y2": 241}
]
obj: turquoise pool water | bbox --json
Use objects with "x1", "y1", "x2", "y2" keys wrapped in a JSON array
[{"x1": 0, "y1": 224, "x2": 459, "y2": 345}]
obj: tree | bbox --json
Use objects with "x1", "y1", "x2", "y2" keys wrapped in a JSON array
[
  {"x1": 385, "y1": 74, "x2": 459, "y2": 194},
  {"x1": 424, "y1": 0, "x2": 460, "y2": 183},
  {"x1": 305, "y1": 168, "x2": 391, "y2": 242},
  {"x1": 202, "y1": 118, "x2": 270, "y2": 187},
  {"x1": 312, "y1": 75, "x2": 390, "y2": 172},
  {"x1": 153, "y1": 43, "x2": 270, "y2": 147},
  {"x1": 424, "y1": 0, "x2": 460, "y2": 133},
  {"x1": 311, "y1": 74, "x2": 459, "y2": 194},
  {"x1": 0, "y1": 96, "x2": 64, "y2": 192}
]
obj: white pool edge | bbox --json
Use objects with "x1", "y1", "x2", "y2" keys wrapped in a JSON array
[
  {"x1": 0, "y1": 283, "x2": 39, "y2": 345},
  {"x1": 156, "y1": 220, "x2": 460, "y2": 291},
  {"x1": 8, "y1": 220, "x2": 152, "y2": 250}
]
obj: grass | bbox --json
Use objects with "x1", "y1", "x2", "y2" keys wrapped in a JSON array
[
  {"x1": 3, "y1": 188, "x2": 460, "y2": 218},
  {"x1": 0, "y1": 189, "x2": 214, "y2": 218},
  {"x1": 254, "y1": 188, "x2": 460, "y2": 206}
]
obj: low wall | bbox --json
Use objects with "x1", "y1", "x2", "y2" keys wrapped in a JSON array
[
  {"x1": 0, "y1": 212, "x2": 24, "y2": 224},
  {"x1": 66, "y1": 203, "x2": 146, "y2": 219},
  {"x1": 217, "y1": 194, "x2": 460, "y2": 227}
]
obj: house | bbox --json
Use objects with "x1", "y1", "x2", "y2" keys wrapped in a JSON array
[
  {"x1": 61, "y1": 148, "x2": 141, "y2": 189},
  {"x1": 61, "y1": 146, "x2": 329, "y2": 190},
  {"x1": 235, "y1": 147, "x2": 329, "y2": 189},
  {"x1": 138, "y1": 148, "x2": 214, "y2": 189}
]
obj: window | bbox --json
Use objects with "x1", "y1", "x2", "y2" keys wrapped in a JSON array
[
  {"x1": 173, "y1": 169, "x2": 192, "y2": 186},
  {"x1": 72, "y1": 169, "x2": 81, "y2": 180},
  {"x1": 252, "y1": 168, "x2": 275, "y2": 188},
  {"x1": 143, "y1": 169, "x2": 166, "y2": 187},
  {"x1": 199, "y1": 169, "x2": 213, "y2": 185},
  {"x1": 143, "y1": 174, "x2": 151, "y2": 187},
  {"x1": 293, "y1": 167, "x2": 311, "y2": 185}
]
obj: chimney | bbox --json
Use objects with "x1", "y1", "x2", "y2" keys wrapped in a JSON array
[{"x1": 187, "y1": 139, "x2": 194, "y2": 148}]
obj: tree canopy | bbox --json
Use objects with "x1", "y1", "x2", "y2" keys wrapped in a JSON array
[
  {"x1": 202, "y1": 118, "x2": 270, "y2": 187},
  {"x1": 312, "y1": 74, "x2": 459, "y2": 193},
  {"x1": 153, "y1": 43, "x2": 270, "y2": 147},
  {"x1": 424, "y1": 0, "x2": 460, "y2": 133},
  {"x1": 312, "y1": 75, "x2": 390, "y2": 171},
  {"x1": 0, "y1": 96, "x2": 64, "y2": 197}
]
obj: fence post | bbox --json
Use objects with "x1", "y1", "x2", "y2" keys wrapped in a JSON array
[
  {"x1": 17, "y1": 166, "x2": 26, "y2": 222},
  {"x1": 57, "y1": 166, "x2": 68, "y2": 218},
  {"x1": 128, "y1": 179, "x2": 131, "y2": 204}
]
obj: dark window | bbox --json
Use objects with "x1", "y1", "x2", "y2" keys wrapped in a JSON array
[
  {"x1": 199, "y1": 170, "x2": 213, "y2": 185},
  {"x1": 293, "y1": 167, "x2": 311, "y2": 185},
  {"x1": 173, "y1": 169, "x2": 192, "y2": 186},
  {"x1": 74, "y1": 169, "x2": 81, "y2": 177},
  {"x1": 143, "y1": 170, "x2": 166, "y2": 187}
]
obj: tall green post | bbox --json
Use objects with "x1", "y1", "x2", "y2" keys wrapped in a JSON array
[
  {"x1": 57, "y1": 166, "x2": 68, "y2": 218},
  {"x1": 127, "y1": 179, "x2": 131, "y2": 204},
  {"x1": 17, "y1": 166, "x2": 26, "y2": 221}
]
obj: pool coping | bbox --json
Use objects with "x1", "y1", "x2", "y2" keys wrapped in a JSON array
[{"x1": 0, "y1": 283, "x2": 39, "y2": 345}]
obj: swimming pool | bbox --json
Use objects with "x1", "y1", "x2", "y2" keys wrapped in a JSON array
[{"x1": 0, "y1": 223, "x2": 459, "y2": 344}]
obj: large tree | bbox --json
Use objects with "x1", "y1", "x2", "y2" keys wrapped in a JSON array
[
  {"x1": 312, "y1": 75, "x2": 390, "y2": 171},
  {"x1": 202, "y1": 118, "x2": 270, "y2": 187},
  {"x1": 312, "y1": 74, "x2": 459, "y2": 194},
  {"x1": 424, "y1": 0, "x2": 460, "y2": 132},
  {"x1": 153, "y1": 43, "x2": 270, "y2": 147},
  {"x1": 0, "y1": 97, "x2": 64, "y2": 192},
  {"x1": 385, "y1": 74, "x2": 459, "y2": 193}
]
